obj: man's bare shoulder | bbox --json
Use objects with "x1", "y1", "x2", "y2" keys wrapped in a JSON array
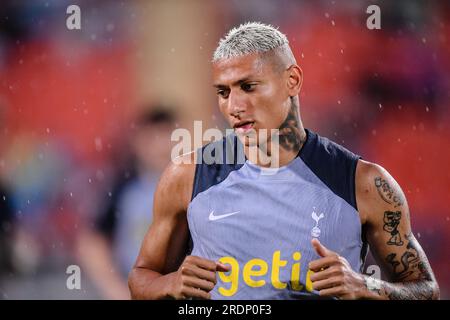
[
  {"x1": 355, "y1": 159, "x2": 408, "y2": 225},
  {"x1": 155, "y1": 152, "x2": 197, "y2": 215},
  {"x1": 162, "y1": 151, "x2": 197, "y2": 184}
]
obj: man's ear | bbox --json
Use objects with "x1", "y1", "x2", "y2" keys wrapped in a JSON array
[{"x1": 286, "y1": 65, "x2": 303, "y2": 97}]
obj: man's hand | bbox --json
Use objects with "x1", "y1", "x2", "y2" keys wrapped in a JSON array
[
  {"x1": 309, "y1": 239, "x2": 367, "y2": 300},
  {"x1": 167, "y1": 255, "x2": 231, "y2": 300}
]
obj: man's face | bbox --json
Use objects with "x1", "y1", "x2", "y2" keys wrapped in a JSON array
[{"x1": 212, "y1": 53, "x2": 291, "y2": 147}]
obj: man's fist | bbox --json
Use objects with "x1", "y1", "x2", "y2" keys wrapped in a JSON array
[
  {"x1": 167, "y1": 255, "x2": 230, "y2": 300},
  {"x1": 309, "y1": 239, "x2": 367, "y2": 299}
]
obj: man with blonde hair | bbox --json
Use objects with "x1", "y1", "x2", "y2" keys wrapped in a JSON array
[{"x1": 129, "y1": 22, "x2": 439, "y2": 300}]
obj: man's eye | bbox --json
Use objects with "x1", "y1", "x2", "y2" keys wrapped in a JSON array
[
  {"x1": 241, "y1": 83, "x2": 255, "y2": 92},
  {"x1": 217, "y1": 89, "x2": 229, "y2": 98}
]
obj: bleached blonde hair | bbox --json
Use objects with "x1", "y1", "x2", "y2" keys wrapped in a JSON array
[{"x1": 212, "y1": 22, "x2": 291, "y2": 62}]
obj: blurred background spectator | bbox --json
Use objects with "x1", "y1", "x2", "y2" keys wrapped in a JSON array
[
  {"x1": 77, "y1": 107, "x2": 177, "y2": 300},
  {"x1": 0, "y1": 101, "x2": 15, "y2": 289},
  {"x1": 0, "y1": 0, "x2": 448, "y2": 299}
]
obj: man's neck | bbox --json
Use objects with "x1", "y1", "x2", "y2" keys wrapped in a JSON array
[{"x1": 244, "y1": 97, "x2": 307, "y2": 168}]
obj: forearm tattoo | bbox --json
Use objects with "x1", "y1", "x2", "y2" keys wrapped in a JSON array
[
  {"x1": 365, "y1": 233, "x2": 437, "y2": 299},
  {"x1": 383, "y1": 229, "x2": 437, "y2": 299},
  {"x1": 385, "y1": 233, "x2": 432, "y2": 282}
]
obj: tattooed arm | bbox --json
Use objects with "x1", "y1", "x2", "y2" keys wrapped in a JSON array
[{"x1": 355, "y1": 160, "x2": 440, "y2": 300}]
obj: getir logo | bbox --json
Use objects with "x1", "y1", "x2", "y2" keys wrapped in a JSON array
[{"x1": 217, "y1": 250, "x2": 314, "y2": 297}]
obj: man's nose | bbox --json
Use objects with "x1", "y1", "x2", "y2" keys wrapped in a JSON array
[{"x1": 228, "y1": 91, "x2": 247, "y2": 117}]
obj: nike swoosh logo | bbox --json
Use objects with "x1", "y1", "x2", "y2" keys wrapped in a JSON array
[{"x1": 208, "y1": 210, "x2": 240, "y2": 221}]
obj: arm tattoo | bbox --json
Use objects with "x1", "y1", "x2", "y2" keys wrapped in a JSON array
[
  {"x1": 383, "y1": 211, "x2": 404, "y2": 246},
  {"x1": 374, "y1": 177, "x2": 405, "y2": 207},
  {"x1": 367, "y1": 175, "x2": 438, "y2": 299},
  {"x1": 278, "y1": 98, "x2": 306, "y2": 152},
  {"x1": 385, "y1": 233, "x2": 431, "y2": 282},
  {"x1": 379, "y1": 233, "x2": 437, "y2": 300},
  {"x1": 385, "y1": 282, "x2": 436, "y2": 300}
]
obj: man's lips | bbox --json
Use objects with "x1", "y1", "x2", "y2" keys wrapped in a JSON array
[{"x1": 233, "y1": 121, "x2": 255, "y2": 133}]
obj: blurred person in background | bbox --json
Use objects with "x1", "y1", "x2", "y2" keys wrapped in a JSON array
[
  {"x1": 0, "y1": 180, "x2": 14, "y2": 286},
  {"x1": 0, "y1": 103, "x2": 15, "y2": 293},
  {"x1": 77, "y1": 107, "x2": 177, "y2": 300}
]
